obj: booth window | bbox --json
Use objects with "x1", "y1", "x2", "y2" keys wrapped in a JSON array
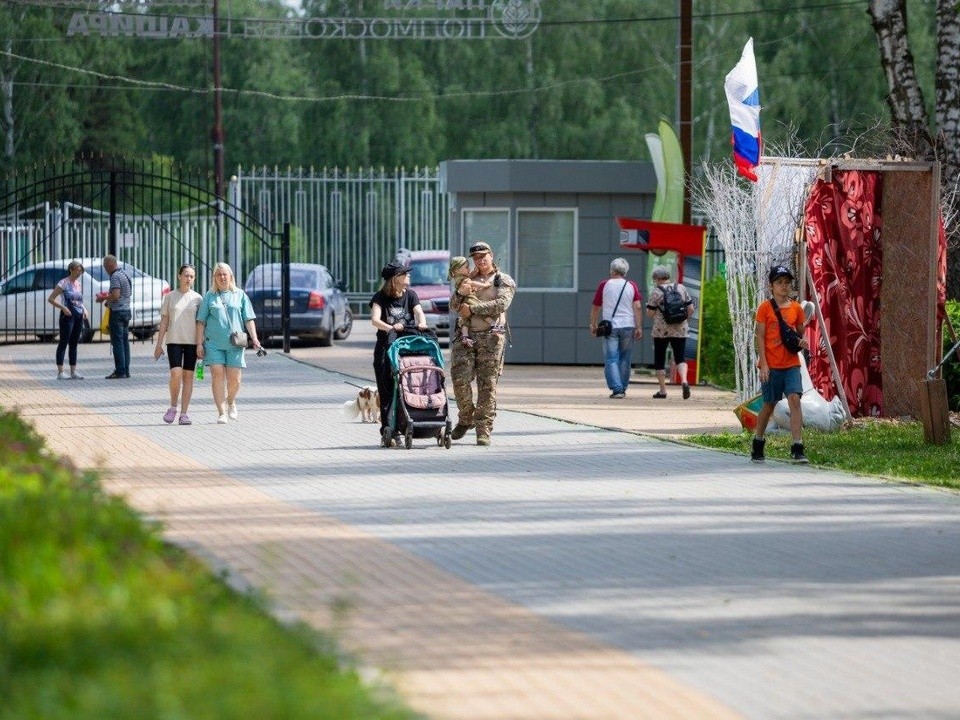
[
  {"x1": 517, "y1": 209, "x2": 576, "y2": 290},
  {"x1": 463, "y1": 209, "x2": 510, "y2": 270}
]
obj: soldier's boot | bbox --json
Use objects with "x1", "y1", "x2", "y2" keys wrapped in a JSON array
[
  {"x1": 476, "y1": 428, "x2": 491, "y2": 446},
  {"x1": 451, "y1": 423, "x2": 471, "y2": 440}
]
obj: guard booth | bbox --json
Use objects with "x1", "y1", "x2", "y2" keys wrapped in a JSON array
[{"x1": 440, "y1": 159, "x2": 659, "y2": 365}]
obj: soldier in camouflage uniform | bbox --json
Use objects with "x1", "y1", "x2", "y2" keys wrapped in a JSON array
[{"x1": 449, "y1": 241, "x2": 516, "y2": 446}]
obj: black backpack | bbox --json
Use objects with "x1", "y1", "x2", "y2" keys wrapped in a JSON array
[{"x1": 660, "y1": 284, "x2": 688, "y2": 324}]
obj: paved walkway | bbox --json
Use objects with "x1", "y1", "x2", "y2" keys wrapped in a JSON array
[{"x1": 3, "y1": 337, "x2": 960, "y2": 720}]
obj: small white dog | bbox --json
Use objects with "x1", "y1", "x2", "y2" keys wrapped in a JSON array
[{"x1": 343, "y1": 386, "x2": 380, "y2": 423}]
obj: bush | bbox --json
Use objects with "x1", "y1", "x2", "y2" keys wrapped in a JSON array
[
  {"x1": 698, "y1": 274, "x2": 735, "y2": 389},
  {"x1": 0, "y1": 408, "x2": 413, "y2": 720}
]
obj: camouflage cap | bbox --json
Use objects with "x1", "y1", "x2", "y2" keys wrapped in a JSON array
[{"x1": 448, "y1": 255, "x2": 469, "y2": 278}]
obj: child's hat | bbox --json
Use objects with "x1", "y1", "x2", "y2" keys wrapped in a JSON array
[
  {"x1": 768, "y1": 265, "x2": 794, "y2": 282},
  {"x1": 448, "y1": 256, "x2": 468, "y2": 278}
]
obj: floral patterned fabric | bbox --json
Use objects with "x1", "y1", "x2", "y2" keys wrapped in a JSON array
[{"x1": 803, "y1": 170, "x2": 883, "y2": 417}]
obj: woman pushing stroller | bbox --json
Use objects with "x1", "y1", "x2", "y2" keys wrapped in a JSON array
[{"x1": 370, "y1": 260, "x2": 429, "y2": 446}]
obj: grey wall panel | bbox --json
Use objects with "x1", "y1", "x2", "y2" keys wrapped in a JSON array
[
  {"x1": 611, "y1": 195, "x2": 650, "y2": 219},
  {"x1": 579, "y1": 195, "x2": 613, "y2": 218},
  {"x1": 579, "y1": 256, "x2": 612, "y2": 292},
  {"x1": 506, "y1": 327, "x2": 543, "y2": 363},
  {"x1": 482, "y1": 192, "x2": 513, "y2": 206},
  {"x1": 442, "y1": 160, "x2": 656, "y2": 194},
  {"x1": 508, "y1": 292, "x2": 543, "y2": 327},
  {"x1": 579, "y1": 217, "x2": 614, "y2": 253},
  {"x1": 542, "y1": 291, "x2": 578, "y2": 327},
  {"x1": 544, "y1": 328, "x2": 578, "y2": 364},
  {"x1": 543, "y1": 194, "x2": 577, "y2": 208}
]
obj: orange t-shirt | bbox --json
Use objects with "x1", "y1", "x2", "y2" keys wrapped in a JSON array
[{"x1": 755, "y1": 299, "x2": 804, "y2": 369}]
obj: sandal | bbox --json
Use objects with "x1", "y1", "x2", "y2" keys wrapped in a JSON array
[{"x1": 652, "y1": 391, "x2": 667, "y2": 399}]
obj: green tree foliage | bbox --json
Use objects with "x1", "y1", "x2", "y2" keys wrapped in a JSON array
[
  {"x1": 0, "y1": 1, "x2": 941, "y2": 174},
  {"x1": 699, "y1": 272, "x2": 735, "y2": 389}
]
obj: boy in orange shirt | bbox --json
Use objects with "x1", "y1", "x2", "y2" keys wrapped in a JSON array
[{"x1": 752, "y1": 265, "x2": 810, "y2": 463}]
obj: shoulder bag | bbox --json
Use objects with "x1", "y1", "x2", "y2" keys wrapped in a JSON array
[
  {"x1": 770, "y1": 299, "x2": 803, "y2": 354},
  {"x1": 219, "y1": 291, "x2": 249, "y2": 347}
]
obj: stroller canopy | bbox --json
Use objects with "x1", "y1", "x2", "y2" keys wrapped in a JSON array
[{"x1": 386, "y1": 334, "x2": 445, "y2": 371}]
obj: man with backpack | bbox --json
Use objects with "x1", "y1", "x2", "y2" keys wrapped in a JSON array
[{"x1": 646, "y1": 264, "x2": 695, "y2": 399}]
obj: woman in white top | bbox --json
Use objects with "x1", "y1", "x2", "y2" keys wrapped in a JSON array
[{"x1": 154, "y1": 264, "x2": 202, "y2": 425}]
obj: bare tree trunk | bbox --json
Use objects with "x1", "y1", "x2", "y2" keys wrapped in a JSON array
[
  {"x1": 867, "y1": 0, "x2": 934, "y2": 156},
  {"x1": 936, "y1": 0, "x2": 960, "y2": 299}
]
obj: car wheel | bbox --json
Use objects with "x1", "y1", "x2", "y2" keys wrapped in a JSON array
[
  {"x1": 80, "y1": 318, "x2": 95, "y2": 344},
  {"x1": 36, "y1": 333, "x2": 57, "y2": 343},
  {"x1": 333, "y1": 308, "x2": 353, "y2": 340},
  {"x1": 317, "y1": 315, "x2": 334, "y2": 347},
  {"x1": 131, "y1": 327, "x2": 155, "y2": 341}
]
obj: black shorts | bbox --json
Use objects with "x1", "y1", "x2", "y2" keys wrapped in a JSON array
[
  {"x1": 167, "y1": 343, "x2": 198, "y2": 371},
  {"x1": 653, "y1": 336, "x2": 687, "y2": 370}
]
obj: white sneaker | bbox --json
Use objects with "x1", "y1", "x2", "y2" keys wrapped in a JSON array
[
  {"x1": 56, "y1": 372, "x2": 65, "y2": 380},
  {"x1": 70, "y1": 372, "x2": 84, "y2": 380},
  {"x1": 228, "y1": 403, "x2": 238, "y2": 420},
  {"x1": 217, "y1": 414, "x2": 228, "y2": 424}
]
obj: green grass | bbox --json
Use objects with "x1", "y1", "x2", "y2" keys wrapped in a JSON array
[
  {"x1": 687, "y1": 420, "x2": 960, "y2": 491},
  {"x1": 0, "y1": 408, "x2": 416, "y2": 720}
]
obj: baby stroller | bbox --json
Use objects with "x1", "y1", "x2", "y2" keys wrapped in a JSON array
[{"x1": 383, "y1": 333, "x2": 452, "y2": 450}]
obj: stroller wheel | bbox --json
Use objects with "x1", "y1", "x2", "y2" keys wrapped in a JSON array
[
  {"x1": 405, "y1": 430, "x2": 413, "y2": 450},
  {"x1": 436, "y1": 430, "x2": 443, "y2": 447},
  {"x1": 380, "y1": 428, "x2": 392, "y2": 448},
  {"x1": 444, "y1": 432, "x2": 451, "y2": 449}
]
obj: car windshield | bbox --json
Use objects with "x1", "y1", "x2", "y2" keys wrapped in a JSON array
[{"x1": 408, "y1": 260, "x2": 447, "y2": 286}]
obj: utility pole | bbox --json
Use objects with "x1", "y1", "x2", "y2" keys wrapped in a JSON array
[
  {"x1": 678, "y1": 0, "x2": 692, "y2": 224},
  {"x1": 212, "y1": 0, "x2": 225, "y2": 204}
]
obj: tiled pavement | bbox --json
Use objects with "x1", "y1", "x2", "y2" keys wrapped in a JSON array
[{"x1": 3, "y1": 341, "x2": 960, "y2": 719}]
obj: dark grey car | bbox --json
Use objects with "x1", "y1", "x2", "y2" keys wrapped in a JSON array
[{"x1": 244, "y1": 263, "x2": 352, "y2": 346}]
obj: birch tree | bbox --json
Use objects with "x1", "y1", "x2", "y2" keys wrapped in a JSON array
[{"x1": 869, "y1": 0, "x2": 960, "y2": 297}]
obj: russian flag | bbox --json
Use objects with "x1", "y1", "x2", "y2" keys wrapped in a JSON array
[{"x1": 725, "y1": 38, "x2": 761, "y2": 182}]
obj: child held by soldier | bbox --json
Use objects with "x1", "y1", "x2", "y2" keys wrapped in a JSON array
[{"x1": 448, "y1": 256, "x2": 491, "y2": 348}]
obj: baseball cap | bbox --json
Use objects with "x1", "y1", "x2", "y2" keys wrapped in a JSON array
[
  {"x1": 769, "y1": 265, "x2": 794, "y2": 282},
  {"x1": 380, "y1": 260, "x2": 410, "y2": 280},
  {"x1": 468, "y1": 241, "x2": 492, "y2": 255}
]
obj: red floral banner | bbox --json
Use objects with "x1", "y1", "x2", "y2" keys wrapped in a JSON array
[{"x1": 804, "y1": 171, "x2": 883, "y2": 416}]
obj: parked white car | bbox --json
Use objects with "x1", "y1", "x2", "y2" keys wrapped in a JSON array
[{"x1": 0, "y1": 257, "x2": 170, "y2": 343}]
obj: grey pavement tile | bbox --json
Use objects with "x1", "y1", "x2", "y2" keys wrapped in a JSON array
[{"x1": 5, "y1": 342, "x2": 960, "y2": 719}]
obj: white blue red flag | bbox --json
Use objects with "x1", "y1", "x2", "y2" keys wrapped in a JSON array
[{"x1": 724, "y1": 38, "x2": 761, "y2": 182}]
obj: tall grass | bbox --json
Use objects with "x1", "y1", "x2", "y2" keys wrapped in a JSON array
[{"x1": 0, "y1": 408, "x2": 414, "y2": 720}]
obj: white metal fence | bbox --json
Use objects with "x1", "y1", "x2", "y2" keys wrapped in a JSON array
[
  {"x1": 1, "y1": 166, "x2": 447, "y2": 314},
  {"x1": 232, "y1": 165, "x2": 448, "y2": 309}
]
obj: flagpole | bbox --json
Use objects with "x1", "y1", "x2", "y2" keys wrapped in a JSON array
[{"x1": 678, "y1": 0, "x2": 692, "y2": 224}]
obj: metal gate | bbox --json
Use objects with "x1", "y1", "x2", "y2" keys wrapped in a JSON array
[{"x1": 0, "y1": 156, "x2": 283, "y2": 344}]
